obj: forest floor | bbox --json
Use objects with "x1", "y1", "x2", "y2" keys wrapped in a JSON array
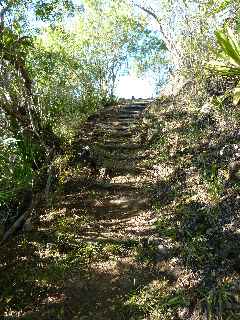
[{"x1": 1, "y1": 96, "x2": 240, "y2": 319}]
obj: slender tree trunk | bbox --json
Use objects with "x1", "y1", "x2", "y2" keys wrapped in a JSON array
[{"x1": 134, "y1": 3, "x2": 183, "y2": 69}]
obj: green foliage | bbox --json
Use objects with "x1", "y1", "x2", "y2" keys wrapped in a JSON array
[
  {"x1": 208, "y1": 28, "x2": 240, "y2": 75},
  {"x1": 207, "y1": 28, "x2": 240, "y2": 105},
  {"x1": 199, "y1": 283, "x2": 238, "y2": 320},
  {"x1": 0, "y1": 0, "x2": 165, "y2": 227},
  {"x1": 216, "y1": 28, "x2": 240, "y2": 66},
  {"x1": 123, "y1": 281, "x2": 189, "y2": 320},
  {"x1": 0, "y1": 138, "x2": 33, "y2": 206},
  {"x1": 135, "y1": 241, "x2": 158, "y2": 263},
  {"x1": 103, "y1": 243, "x2": 123, "y2": 255},
  {"x1": 0, "y1": 1, "x2": 79, "y2": 215},
  {"x1": 2, "y1": 1, "x2": 240, "y2": 320},
  {"x1": 155, "y1": 217, "x2": 177, "y2": 240}
]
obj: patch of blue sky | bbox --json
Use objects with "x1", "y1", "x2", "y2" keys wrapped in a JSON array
[
  {"x1": 8, "y1": 0, "x2": 165, "y2": 98},
  {"x1": 116, "y1": 73, "x2": 156, "y2": 98}
]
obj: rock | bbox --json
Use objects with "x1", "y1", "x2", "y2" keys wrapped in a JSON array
[
  {"x1": 200, "y1": 102, "x2": 213, "y2": 114},
  {"x1": 220, "y1": 144, "x2": 240, "y2": 159},
  {"x1": 178, "y1": 307, "x2": 190, "y2": 319},
  {"x1": 229, "y1": 161, "x2": 240, "y2": 181},
  {"x1": 155, "y1": 244, "x2": 169, "y2": 261},
  {"x1": 157, "y1": 244, "x2": 168, "y2": 255},
  {"x1": 23, "y1": 218, "x2": 33, "y2": 232}
]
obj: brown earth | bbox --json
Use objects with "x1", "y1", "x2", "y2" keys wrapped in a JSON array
[{"x1": 1, "y1": 100, "x2": 176, "y2": 320}]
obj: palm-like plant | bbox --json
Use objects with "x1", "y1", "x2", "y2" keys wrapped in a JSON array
[{"x1": 207, "y1": 28, "x2": 240, "y2": 105}]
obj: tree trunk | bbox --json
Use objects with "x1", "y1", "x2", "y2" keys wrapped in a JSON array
[
  {"x1": 134, "y1": 3, "x2": 183, "y2": 69},
  {"x1": 0, "y1": 4, "x2": 62, "y2": 169}
]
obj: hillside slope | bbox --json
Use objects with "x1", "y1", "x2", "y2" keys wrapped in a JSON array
[{"x1": 0, "y1": 90, "x2": 240, "y2": 319}]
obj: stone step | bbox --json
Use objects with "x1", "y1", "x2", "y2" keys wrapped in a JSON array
[
  {"x1": 101, "y1": 115, "x2": 138, "y2": 121},
  {"x1": 115, "y1": 117, "x2": 137, "y2": 121},
  {"x1": 96, "y1": 123, "x2": 136, "y2": 130},
  {"x1": 94, "y1": 124, "x2": 130, "y2": 130},
  {"x1": 122, "y1": 105, "x2": 146, "y2": 111},
  {"x1": 119, "y1": 109, "x2": 141, "y2": 113},
  {"x1": 98, "y1": 115, "x2": 119, "y2": 121},
  {"x1": 114, "y1": 116, "x2": 139, "y2": 122},
  {"x1": 92, "y1": 129, "x2": 132, "y2": 136},
  {"x1": 117, "y1": 110, "x2": 141, "y2": 117},
  {"x1": 98, "y1": 109, "x2": 143, "y2": 120},
  {"x1": 81, "y1": 196, "x2": 149, "y2": 217},
  {"x1": 116, "y1": 154, "x2": 148, "y2": 161},
  {"x1": 115, "y1": 119, "x2": 137, "y2": 124},
  {"x1": 102, "y1": 137, "x2": 133, "y2": 144},
  {"x1": 112, "y1": 126, "x2": 130, "y2": 131},
  {"x1": 101, "y1": 107, "x2": 145, "y2": 118},
  {"x1": 105, "y1": 131, "x2": 132, "y2": 137},
  {"x1": 124, "y1": 103, "x2": 148, "y2": 109},
  {"x1": 116, "y1": 114, "x2": 139, "y2": 118},
  {"x1": 101, "y1": 165, "x2": 143, "y2": 176},
  {"x1": 98, "y1": 120, "x2": 137, "y2": 126},
  {"x1": 98, "y1": 143, "x2": 141, "y2": 151},
  {"x1": 89, "y1": 182, "x2": 141, "y2": 192},
  {"x1": 110, "y1": 121, "x2": 137, "y2": 127}
]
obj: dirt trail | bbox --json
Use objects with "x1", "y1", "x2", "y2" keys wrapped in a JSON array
[
  {"x1": 60, "y1": 101, "x2": 170, "y2": 319},
  {"x1": 2, "y1": 99, "x2": 240, "y2": 320},
  {"x1": 69, "y1": 101, "x2": 155, "y2": 241},
  {"x1": 0, "y1": 101, "x2": 175, "y2": 320}
]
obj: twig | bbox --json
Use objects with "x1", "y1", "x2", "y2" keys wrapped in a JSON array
[{"x1": 0, "y1": 198, "x2": 33, "y2": 245}]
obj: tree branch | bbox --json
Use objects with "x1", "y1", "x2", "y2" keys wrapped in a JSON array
[
  {"x1": 0, "y1": 49, "x2": 33, "y2": 95},
  {"x1": 0, "y1": 2, "x2": 12, "y2": 33},
  {"x1": 132, "y1": 1, "x2": 182, "y2": 67}
]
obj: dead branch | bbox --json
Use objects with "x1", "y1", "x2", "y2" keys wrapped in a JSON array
[{"x1": 0, "y1": 193, "x2": 34, "y2": 245}]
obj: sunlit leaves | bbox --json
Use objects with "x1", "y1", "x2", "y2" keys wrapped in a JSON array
[
  {"x1": 207, "y1": 28, "x2": 240, "y2": 105},
  {"x1": 0, "y1": 0, "x2": 166, "y2": 207},
  {"x1": 204, "y1": 0, "x2": 232, "y2": 17},
  {"x1": 216, "y1": 28, "x2": 240, "y2": 66},
  {"x1": 233, "y1": 85, "x2": 240, "y2": 106}
]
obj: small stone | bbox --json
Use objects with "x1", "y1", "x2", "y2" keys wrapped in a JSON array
[
  {"x1": 23, "y1": 218, "x2": 33, "y2": 232},
  {"x1": 0, "y1": 224, "x2": 5, "y2": 238},
  {"x1": 157, "y1": 244, "x2": 168, "y2": 254},
  {"x1": 229, "y1": 161, "x2": 240, "y2": 181},
  {"x1": 201, "y1": 102, "x2": 212, "y2": 114},
  {"x1": 178, "y1": 307, "x2": 190, "y2": 319},
  {"x1": 206, "y1": 228, "x2": 214, "y2": 235},
  {"x1": 155, "y1": 244, "x2": 168, "y2": 261}
]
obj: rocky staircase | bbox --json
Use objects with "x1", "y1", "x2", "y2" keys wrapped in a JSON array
[
  {"x1": 61, "y1": 100, "x2": 166, "y2": 319},
  {"x1": 65, "y1": 100, "x2": 158, "y2": 242}
]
